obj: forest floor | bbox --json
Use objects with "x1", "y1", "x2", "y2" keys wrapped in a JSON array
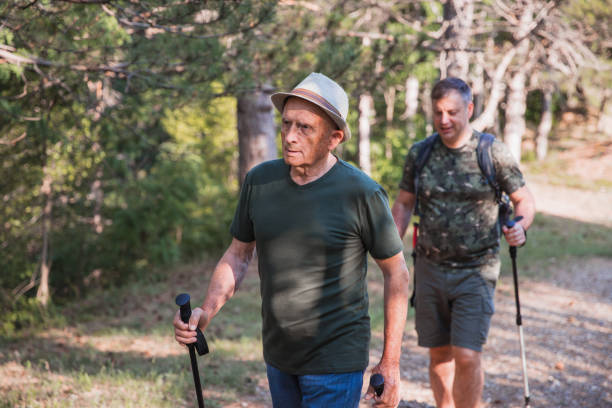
[{"x1": 1, "y1": 137, "x2": 611, "y2": 408}]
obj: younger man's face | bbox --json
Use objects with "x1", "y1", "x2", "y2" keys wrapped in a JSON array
[{"x1": 432, "y1": 90, "x2": 474, "y2": 147}]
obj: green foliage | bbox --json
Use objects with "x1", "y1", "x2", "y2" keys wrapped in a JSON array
[
  {"x1": 0, "y1": 1, "x2": 265, "y2": 326},
  {"x1": 0, "y1": 296, "x2": 60, "y2": 335},
  {"x1": 1, "y1": 0, "x2": 610, "y2": 334}
]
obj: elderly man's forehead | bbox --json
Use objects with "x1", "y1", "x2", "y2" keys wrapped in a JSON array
[
  {"x1": 282, "y1": 97, "x2": 337, "y2": 127},
  {"x1": 283, "y1": 96, "x2": 324, "y2": 114}
]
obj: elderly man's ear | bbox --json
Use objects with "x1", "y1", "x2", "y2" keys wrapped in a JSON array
[{"x1": 329, "y1": 129, "x2": 344, "y2": 148}]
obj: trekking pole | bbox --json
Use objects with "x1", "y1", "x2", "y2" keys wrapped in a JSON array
[
  {"x1": 409, "y1": 222, "x2": 419, "y2": 307},
  {"x1": 176, "y1": 293, "x2": 209, "y2": 408},
  {"x1": 506, "y1": 217, "x2": 530, "y2": 407}
]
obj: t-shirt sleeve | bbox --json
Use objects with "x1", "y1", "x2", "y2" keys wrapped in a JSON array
[
  {"x1": 398, "y1": 144, "x2": 420, "y2": 193},
  {"x1": 492, "y1": 140, "x2": 526, "y2": 195},
  {"x1": 361, "y1": 187, "x2": 404, "y2": 260},
  {"x1": 229, "y1": 172, "x2": 256, "y2": 243}
]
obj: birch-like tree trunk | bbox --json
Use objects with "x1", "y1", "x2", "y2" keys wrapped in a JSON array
[
  {"x1": 504, "y1": 67, "x2": 528, "y2": 163},
  {"x1": 402, "y1": 76, "x2": 419, "y2": 139},
  {"x1": 237, "y1": 84, "x2": 277, "y2": 185},
  {"x1": 358, "y1": 93, "x2": 374, "y2": 175},
  {"x1": 472, "y1": 55, "x2": 485, "y2": 117},
  {"x1": 471, "y1": 44, "x2": 516, "y2": 132},
  {"x1": 503, "y1": 3, "x2": 535, "y2": 163},
  {"x1": 442, "y1": 0, "x2": 474, "y2": 79},
  {"x1": 383, "y1": 87, "x2": 395, "y2": 159},
  {"x1": 421, "y1": 82, "x2": 434, "y2": 136},
  {"x1": 597, "y1": 89, "x2": 612, "y2": 136},
  {"x1": 536, "y1": 86, "x2": 553, "y2": 161}
]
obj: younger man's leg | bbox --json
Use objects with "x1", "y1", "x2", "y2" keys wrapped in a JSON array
[
  {"x1": 429, "y1": 345, "x2": 483, "y2": 408},
  {"x1": 451, "y1": 346, "x2": 483, "y2": 408},
  {"x1": 429, "y1": 345, "x2": 455, "y2": 408}
]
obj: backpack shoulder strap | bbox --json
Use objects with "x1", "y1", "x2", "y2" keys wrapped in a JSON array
[
  {"x1": 413, "y1": 133, "x2": 439, "y2": 216},
  {"x1": 476, "y1": 132, "x2": 502, "y2": 204}
]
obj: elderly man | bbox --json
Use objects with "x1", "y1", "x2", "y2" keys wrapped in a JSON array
[
  {"x1": 392, "y1": 77, "x2": 535, "y2": 408},
  {"x1": 174, "y1": 72, "x2": 410, "y2": 408}
]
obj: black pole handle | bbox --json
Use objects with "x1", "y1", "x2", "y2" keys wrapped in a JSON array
[
  {"x1": 176, "y1": 293, "x2": 193, "y2": 324},
  {"x1": 175, "y1": 293, "x2": 205, "y2": 408},
  {"x1": 505, "y1": 216, "x2": 524, "y2": 231},
  {"x1": 506, "y1": 215, "x2": 524, "y2": 258},
  {"x1": 176, "y1": 293, "x2": 209, "y2": 356},
  {"x1": 369, "y1": 373, "x2": 384, "y2": 397}
]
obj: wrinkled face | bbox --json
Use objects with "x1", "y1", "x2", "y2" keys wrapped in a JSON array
[
  {"x1": 281, "y1": 97, "x2": 340, "y2": 168},
  {"x1": 432, "y1": 90, "x2": 474, "y2": 145}
]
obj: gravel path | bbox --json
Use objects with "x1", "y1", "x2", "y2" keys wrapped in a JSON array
[{"x1": 389, "y1": 257, "x2": 612, "y2": 408}]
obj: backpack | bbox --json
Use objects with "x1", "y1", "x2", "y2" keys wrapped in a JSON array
[{"x1": 412, "y1": 132, "x2": 511, "y2": 224}]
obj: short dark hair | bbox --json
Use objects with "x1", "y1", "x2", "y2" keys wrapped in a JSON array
[{"x1": 431, "y1": 77, "x2": 472, "y2": 104}]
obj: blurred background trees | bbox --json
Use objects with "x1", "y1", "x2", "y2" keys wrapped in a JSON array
[{"x1": 1, "y1": 0, "x2": 610, "y2": 331}]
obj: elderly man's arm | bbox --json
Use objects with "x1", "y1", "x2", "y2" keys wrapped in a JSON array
[
  {"x1": 174, "y1": 238, "x2": 256, "y2": 345},
  {"x1": 502, "y1": 185, "x2": 536, "y2": 246},
  {"x1": 365, "y1": 251, "x2": 410, "y2": 407},
  {"x1": 391, "y1": 190, "x2": 416, "y2": 239}
]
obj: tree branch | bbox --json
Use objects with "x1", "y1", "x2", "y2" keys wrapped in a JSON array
[{"x1": 0, "y1": 132, "x2": 27, "y2": 146}]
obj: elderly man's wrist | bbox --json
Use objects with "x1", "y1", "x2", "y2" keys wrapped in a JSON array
[{"x1": 380, "y1": 355, "x2": 401, "y2": 366}]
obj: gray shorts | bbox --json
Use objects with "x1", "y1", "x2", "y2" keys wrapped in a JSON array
[{"x1": 414, "y1": 257, "x2": 496, "y2": 352}]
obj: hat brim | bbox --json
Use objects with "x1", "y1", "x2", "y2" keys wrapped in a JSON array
[{"x1": 271, "y1": 92, "x2": 351, "y2": 142}]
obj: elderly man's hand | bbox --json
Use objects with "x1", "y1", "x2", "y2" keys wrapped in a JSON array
[
  {"x1": 364, "y1": 360, "x2": 401, "y2": 407},
  {"x1": 173, "y1": 307, "x2": 209, "y2": 347}
]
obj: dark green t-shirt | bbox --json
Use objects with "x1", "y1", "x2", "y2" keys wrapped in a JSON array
[
  {"x1": 399, "y1": 131, "x2": 525, "y2": 277},
  {"x1": 231, "y1": 158, "x2": 403, "y2": 375}
]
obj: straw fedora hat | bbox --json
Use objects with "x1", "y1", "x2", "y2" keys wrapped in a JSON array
[{"x1": 271, "y1": 72, "x2": 351, "y2": 142}]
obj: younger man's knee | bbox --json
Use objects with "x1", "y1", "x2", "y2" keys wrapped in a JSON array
[{"x1": 451, "y1": 346, "x2": 481, "y2": 368}]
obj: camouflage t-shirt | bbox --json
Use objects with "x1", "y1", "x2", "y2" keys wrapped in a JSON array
[{"x1": 399, "y1": 131, "x2": 525, "y2": 278}]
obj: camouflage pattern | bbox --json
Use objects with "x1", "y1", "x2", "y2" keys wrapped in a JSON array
[{"x1": 399, "y1": 131, "x2": 525, "y2": 281}]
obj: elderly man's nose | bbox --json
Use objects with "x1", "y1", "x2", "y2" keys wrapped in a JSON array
[{"x1": 285, "y1": 124, "x2": 298, "y2": 142}]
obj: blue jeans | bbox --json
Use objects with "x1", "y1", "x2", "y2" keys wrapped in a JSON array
[{"x1": 266, "y1": 363, "x2": 364, "y2": 408}]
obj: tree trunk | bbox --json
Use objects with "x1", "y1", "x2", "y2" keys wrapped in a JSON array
[
  {"x1": 237, "y1": 84, "x2": 277, "y2": 185},
  {"x1": 442, "y1": 0, "x2": 474, "y2": 79},
  {"x1": 471, "y1": 46, "x2": 516, "y2": 132},
  {"x1": 402, "y1": 76, "x2": 419, "y2": 139},
  {"x1": 91, "y1": 166, "x2": 104, "y2": 234},
  {"x1": 504, "y1": 69, "x2": 527, "y2": 163},
  {"x1": 597, "y1": 88, "x2": 612, "y2": 136},
  {"x1": 472, "y1": 55, "x2": 485, "y2": 117},
  {"x1": 36, "y1": 172, "x2": 52, "y2": 306},
  {"x1": 421, "y1": 82, "x2": 433, "y2": 136},
  {"x1": 383, "y1": 87, "x2": 395, "y2": 159},
  {"x1": 358, "y1": 93, "x2": 374, "y2": 175},
  {"x1": 503, "y1": 4, "x2": 534, "y2": 163},
  {"x1": 536, "y1": 87, "x2": 553, "y2": 161}
]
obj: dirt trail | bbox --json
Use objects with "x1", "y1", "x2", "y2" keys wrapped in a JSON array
[
  {"x1": 391, "y1": 256, "x2": 612, "y2": 408},
  {"x1": 526, "y1": 176, "x2": 612, "y2": 228}
]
